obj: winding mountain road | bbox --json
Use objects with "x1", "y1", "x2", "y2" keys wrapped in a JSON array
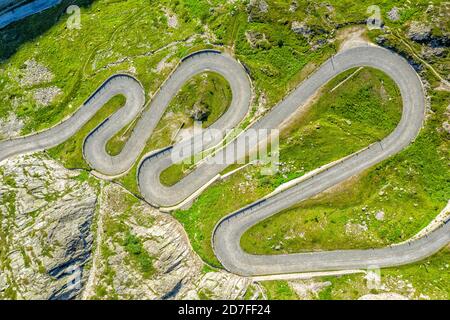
[{"x1": 0, "y1": 46, "x2": 448, "y2": 276}]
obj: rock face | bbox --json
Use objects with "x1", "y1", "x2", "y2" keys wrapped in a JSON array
[
  {"x1": 289, "y1": 1, "x2": 298, "y2": 13},
  {"x1": 17, "y1": 59, "x2": 54, "y2": 88},
  {"x1": 0, "y1": 154, "x2": 98, "y2": 300},
  {"x1": 84, "y1": 184, "x2": 264, "y2": 300}
]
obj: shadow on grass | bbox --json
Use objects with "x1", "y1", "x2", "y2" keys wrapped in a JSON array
[{"x1": 0, "y1": 0, "x2": 95, "y2": 61}]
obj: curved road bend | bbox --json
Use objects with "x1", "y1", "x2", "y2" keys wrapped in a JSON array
[
  {"x1": 0, "y1": 47, "x2": 448, "y2": 276},
  {"x1": 212, "y1": 46, "x2": 450, "y2": 276},
  {"x1": 0, "y1": 74, "x2": 145, "y2": 162},
  {"x1": 84, "y1": 52, "x2": 251, "y2": 177}
]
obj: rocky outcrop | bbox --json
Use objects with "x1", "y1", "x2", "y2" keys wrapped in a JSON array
[
  {"x1": 163, "y1": 8, "x2": 178, "y2": 29},
  {"x1": 0, "y1": 154, "x2": 98, "y2": 300},
  {"x1": 190, "y1": 103, "x2": 210, "y2": 122},
  {"x1": 407, "y1": 19, "x2": 448, "y2": 49},
  {"x1": 421, "y1": 45, "x2": 446, "y2": 59},
  {"x1": 17, "y1": 59, "x2": 54, "y2": 88},
  {"x1": 289, "y1": 280, "x2": 331, "y2": 299},
  {"x1": 33, "y1": 86, "x2": 62, "y2": 106}
]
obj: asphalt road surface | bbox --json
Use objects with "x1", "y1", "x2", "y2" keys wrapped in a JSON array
[{"x1": 1, "y1": 47, "x2": 448, "y2": 276}]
